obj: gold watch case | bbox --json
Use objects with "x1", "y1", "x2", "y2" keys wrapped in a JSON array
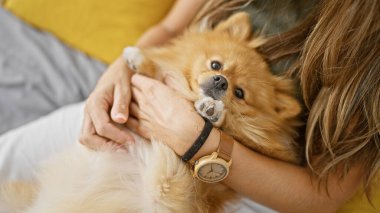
[{"x1": 193, "y1": 152, "x2": 232, "y2": 183}]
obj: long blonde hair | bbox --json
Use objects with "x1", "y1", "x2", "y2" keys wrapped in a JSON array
[
  {"x1": 198, "y1": 0, "x2": 380, "y2": 196},
  {"x1": 302, "y1": 0, "x2": 379, "y2": 195}
]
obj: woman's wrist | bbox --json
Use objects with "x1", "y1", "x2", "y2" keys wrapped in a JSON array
[
  {"x1": 190, "y1": 127, "x2": 220, "y2": 161},
  {"x1": 136, "y1": 23, "x2": 176, "y2": 47},
  {"x1": 180, "y1": 115, "x2": 222, "y2": 162}
]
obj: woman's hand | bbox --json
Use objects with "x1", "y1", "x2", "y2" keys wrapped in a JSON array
[
  {"x1": 79, "y1": 56, "x2": 135, "y2": 150},
  {"x1": 127, "y1": 74, "x2": 219, "y2": 158}
]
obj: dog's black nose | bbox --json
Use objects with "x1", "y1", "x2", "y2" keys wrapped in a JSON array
[
  {"x1": 213, "y1": 75, "x2": 228, "y2": 91},
  {"x1": 200, "y1": 75, "x2": 228, "y2": 100}
]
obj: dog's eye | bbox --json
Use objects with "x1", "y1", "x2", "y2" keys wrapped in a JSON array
[
  {"x1": 234, "y1": 87, "x2": 244, "y2": 99},
  {"x1": 210, "y1": 60, "x2": 222, "y2": 70}
]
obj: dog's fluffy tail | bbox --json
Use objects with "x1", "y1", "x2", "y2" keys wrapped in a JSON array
[{"x1": 0, "y1": 182, "x2": 37, "y2": 213}]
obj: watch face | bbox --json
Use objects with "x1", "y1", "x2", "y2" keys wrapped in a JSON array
[{"x1": 197, "y1": 162, "x2": 227, "y2": 183}]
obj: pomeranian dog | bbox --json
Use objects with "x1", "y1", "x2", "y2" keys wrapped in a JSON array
[{"x1": 0, "y1": 12, "x2": 301, "y2": 213}]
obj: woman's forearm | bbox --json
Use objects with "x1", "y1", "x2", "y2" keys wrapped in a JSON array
[
  {"x1": 222, "y1": 140, "x2": 363, "y2": 213},
  {"x1": 136, "y1": 0, "x2": 207, "y2": 47},
  {"x1": 168, "y1": 119, "x2": 362, "y2": 212}
]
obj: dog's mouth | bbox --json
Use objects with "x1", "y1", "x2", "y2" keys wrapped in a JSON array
[{"x1": 199, "y1": 75, "x2": 228, "y2": 100}]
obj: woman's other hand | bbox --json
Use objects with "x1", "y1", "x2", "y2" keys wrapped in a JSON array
[
  {"x1": 127, "y1": 74, "x2": 219, "y2": 158},
  {"x1": 80, "y1": 57, "x2": 135, "y2": 150}
]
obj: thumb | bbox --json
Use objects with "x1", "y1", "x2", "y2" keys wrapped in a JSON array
[{"x1": 111, "y1": 83, "x2": 131, "y2": 124}]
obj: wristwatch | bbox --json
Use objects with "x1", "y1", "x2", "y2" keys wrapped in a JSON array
[{"x1": 193, "y1": 131, "x2": 234, "y2": 183}]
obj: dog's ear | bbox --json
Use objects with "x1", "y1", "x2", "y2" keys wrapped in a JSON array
[
  {"x1": 214, "y1": 12, "x2": 252, "y2": 41},
  {"x1": 273, "y1": 77, "x2": 301, "y2": 119}
]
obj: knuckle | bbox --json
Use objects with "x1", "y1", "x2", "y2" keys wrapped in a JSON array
[
  {"x1": 96, "y1": 123, "x2": 109, "y2": 136},
  {"x1": 87, "y1": 92, "x2": 97, "y2": 101},
  {"x1": 79, "y1": 135, "x2": 90, "y2": 145},
  {"x1": 86, "y1": 96, "x2": 98, "y2": 109},
  {"x1": 91, "y1": 93, "x2": 102, "y2": 103},
  {"x1": 79, "y1": 136, "x2": 85, "y2": 144},
  {"x1": 85, "y1": 133, "x2": 94, "y2": 141},
  {"x1": 145, "y1": 85, "x2": 156, "y2": 97}
]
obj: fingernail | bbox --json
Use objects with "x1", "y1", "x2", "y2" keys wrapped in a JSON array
[{"x1": 115, "y1": 113, "x2": 127, "y2": 122}]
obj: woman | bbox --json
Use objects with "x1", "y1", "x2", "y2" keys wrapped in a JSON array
[{"x1": 81, "y1": 0, "x2": 380, "y2": 212}]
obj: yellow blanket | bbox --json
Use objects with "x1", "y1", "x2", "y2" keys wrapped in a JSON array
[
  {"x1": 338, "y1": 177, "x2": 380, "y2": 213},
  {"x1": 4, "y1": 0, "x2": 174, "y2": 63}
]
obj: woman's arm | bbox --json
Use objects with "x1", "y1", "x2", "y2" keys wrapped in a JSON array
[
  {"x1": 225, "y1": 141, "x2": 362, "y2": 213},
  {"x1": 137, "y1": 0, "x2": 207, "y2": 46},
  {"x1": 128, "y1": 74, "x2": 363, "y2": 213}
]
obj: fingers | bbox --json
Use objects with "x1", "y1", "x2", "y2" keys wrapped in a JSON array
[
  {"x1": 127, "y1": 102, "x2": 150, "y2": 139},
  {"x1": 111, "y1": 82, "x2": 131, "y2": 124},
  {"x1": 125, "y1": 116, "x2": 150, "y2": 139},
  {"x1": 86, "y1": 97, "x2": 134, "y2": 144},
  {"x1": 79, "y1": 111, "x2": 109, "y2": 150},
  {"x1": 79, "y1": 57, "x2": 137, "y2": 149},
  {"x1": 131, "y1": 74, "x2": 162, "y2": 98},
  {"x1": 131, "y1": 74, "x2": 156, "y2": 89},
  {"x1": 129, "y1": 102, "x2": 140, "y2": 118},
  {"x1": 131, "y1": 74, "x2": 177, "y2": 101},
  {"x1": 131, "y1": 86, "x2": 147, "y2": 107},
  {"x1": 163, "y1": 74, "x2": 181, "y2": 91}
]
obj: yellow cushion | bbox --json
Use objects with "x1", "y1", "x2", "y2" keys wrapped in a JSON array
[
  {"x1": 4, "y1": 0, "x2": 174, "y2": 63},
  {"x1": 338, "y1": 175, "x2": 380, "y2": 213}
]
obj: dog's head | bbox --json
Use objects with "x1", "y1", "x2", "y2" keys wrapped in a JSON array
[{"x1": 179, "y1": 12, "x2": 302, "y2": 163}]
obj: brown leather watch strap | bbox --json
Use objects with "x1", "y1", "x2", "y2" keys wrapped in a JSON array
[{"x1": 218, "y1": 131, "x2": 234, "y2": 162}]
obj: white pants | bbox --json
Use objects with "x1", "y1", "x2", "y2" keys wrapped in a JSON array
[
  {"x1": 0, "y1": 101, "x2": 276, "y2": 213},
  {"x1": 0, "y1": 102, "x2": 85, "y2": 181}
]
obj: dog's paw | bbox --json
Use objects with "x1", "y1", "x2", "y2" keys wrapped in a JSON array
[
  {"x1": 195, "y1": 97, "x2": 225, "y2": 126},
  {"x1": 123, "y1": 46, "x2": 144, "y2": 71}
]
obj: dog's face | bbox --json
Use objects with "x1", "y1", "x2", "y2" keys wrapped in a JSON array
[
  {"x1": 180, "y1": 12, "x2": 301, "y2": 162},
  {"x1": 189, "y1": 38, "x2": 275, "y2": 119}
]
